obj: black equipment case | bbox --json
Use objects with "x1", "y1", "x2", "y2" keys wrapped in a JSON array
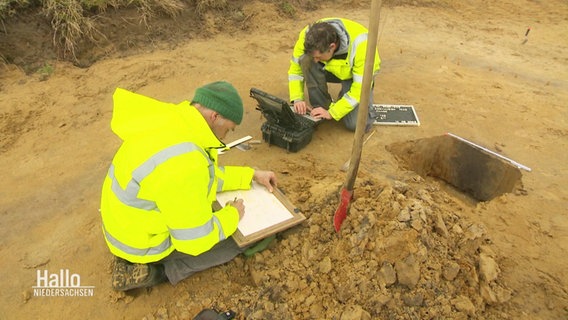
[
  {"x1": 260, "y1": 122, "x2": 314, "y2": 153},
  {"x1": 250, "y1": 88, "x2": 317, "y2": 152}
]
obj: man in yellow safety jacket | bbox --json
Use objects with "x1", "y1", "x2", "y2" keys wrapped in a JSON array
[
  {"x1": 100, "y1": 81, "x2": 277, "y2": 291},
  {"x1": 288, "y1": 17, "x2": 381, "y2": 131}
]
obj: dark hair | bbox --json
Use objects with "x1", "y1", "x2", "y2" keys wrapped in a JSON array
[{"x1": 304, "y1": 21, "x2": 338, "y2": 54}]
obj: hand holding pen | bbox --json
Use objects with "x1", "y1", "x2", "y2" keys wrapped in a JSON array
[{"x1": 227, "y1": 197, "x2": 245, "y2": 219}]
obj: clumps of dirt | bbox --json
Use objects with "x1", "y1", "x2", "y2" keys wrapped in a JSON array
[{"x1": 145, "y1": 169, "x2": 513, "y2": 319}]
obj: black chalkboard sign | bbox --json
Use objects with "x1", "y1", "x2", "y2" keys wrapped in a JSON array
[{"x1": 372, "y1": 104, "x2": 420, "y2": 126}]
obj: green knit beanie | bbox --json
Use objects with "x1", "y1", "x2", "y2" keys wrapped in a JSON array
[{"x1": 192, "y1": 81, "x2": 244, "y2": 124}]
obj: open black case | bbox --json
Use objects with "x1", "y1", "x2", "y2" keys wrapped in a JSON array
[{"x1": 250, "y1": 88, "x2": 318, "y2": 152}]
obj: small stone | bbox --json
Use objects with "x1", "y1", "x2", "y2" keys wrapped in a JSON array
[
  {"x1": 397, "y1": 208, "x2": 411, "y2": 222},
  {"x1": 393, "y1": 181, "x2": 409, "y2": 194},
  {"x1": 410, "y1": 219, "x2": 423, "y2": 231},
  {"x1": 480, "y1": 281, "x2": 498, "y2": 305},
  {"x1": 309, "y1": 301, "x2": 324, "y2": 318},
  {"x1": 417, "y1": 189, "x2": 434, "y2": 205},
  {"x1": 375, "y1": 294, "x2": 392, "y2": 305},
  {"x1": 319, "y1": 257, "x2": 332, "y2": 274},
  {"x1": 22, "y1": 290, "x2": 32, "y2": 303},
  {"x1": 340, "y1": 305, "x2": 371, "y2": 320},
  {"x1": 443, "y1": 261, "x2": 460, "y2": 281},
  {"x1": 249, "y1": 268, "x2": 266, "y2": 286},
  {"x1": 480, "y1": 245, "x2": 497, "y2": 257},
  {"x1": 379, "y1": 261, "x2": 397, "y2": 286},
  {"x1": 494, "y1": 284, "x2": 513, "y2": 303},
  {"x1": 403, "y1": 293, "x2": 423, "y2": 306},
  {"x1": 395, "y1": 254, "x2": 421, "y2": 289},
  {"x1": 451, "y1": 295, "x2": 476, "y2": 316},
  {"x1": 305, "y1": 294, "x2": 316, "y2": 306},
  {"x1": 451, "y1": 224, "x2": 464, "y2": 234},
  {"x1": 309, "y1": 224, "x2": 321, "y2": 235},
  {"x1": 434, "y1": 212, "x2": 449, "y2": 237},
  {"x1": 479, "y1": 253, "x2": 500, "y2": 282},
  {"x1": 465, "y1": 224, "x2": 485, "y2": 240}
]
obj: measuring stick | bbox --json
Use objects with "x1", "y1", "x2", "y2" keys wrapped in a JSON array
[
  {"x1": 218, "y1": 135, "x2": 253, "y2": 154},
  {"x1": 446, "y1": 132, "x2": 531, "y2": 172}
]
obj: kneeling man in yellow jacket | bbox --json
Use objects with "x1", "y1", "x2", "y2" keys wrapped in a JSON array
[{"x1": 100, "y1": 81, "x2": 277, "y2": 291}]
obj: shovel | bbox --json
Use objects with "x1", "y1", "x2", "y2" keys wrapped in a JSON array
[{"x1": 334, "y1": 0, "x2": 382, "y2": 233}]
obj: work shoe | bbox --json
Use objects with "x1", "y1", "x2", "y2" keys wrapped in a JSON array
[{"x1": 112, "y1": 257, "x2": 168, "y2": 291}]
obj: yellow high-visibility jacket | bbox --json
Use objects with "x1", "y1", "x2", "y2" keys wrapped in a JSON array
[
  {"x1": 100, "y1": 88, "x2": 254, "y2": 263},
  {"x1": 288, "y1": 17, "x2": 381, "y2": 120}
]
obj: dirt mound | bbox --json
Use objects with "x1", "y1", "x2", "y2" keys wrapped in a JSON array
[{"x1": 138, "y1": 160, "x2": 512, "y2": 319}]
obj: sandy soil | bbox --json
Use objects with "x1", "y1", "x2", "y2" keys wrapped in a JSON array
[{"x1": 1, "y1": 1, "x2": 567, "y2": 319}]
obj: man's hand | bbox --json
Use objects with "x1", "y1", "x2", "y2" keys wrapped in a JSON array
[
  {"x1": 253, "y1": 170, "x2": 278, "y2": 193},
  {"x1": 227, "y1": 198, "x2": 245, "y2": 219},
  {"x1": 310, "y1": 107, "x2": 332, "y2": 120},
  {"x1": 293, "y1": 100, "x2": 312, "y2": 115}
]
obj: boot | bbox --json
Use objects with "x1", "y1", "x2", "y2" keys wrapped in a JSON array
[{"x1": 112, "y1": 257, "x2": 167, "y2": 291}]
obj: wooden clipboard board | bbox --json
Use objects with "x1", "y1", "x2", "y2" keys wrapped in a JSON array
[{"x1": 214, "y1": 186, "x2": 306, "y2": 248}]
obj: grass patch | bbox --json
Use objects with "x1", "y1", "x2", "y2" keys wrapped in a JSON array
[
  {"x1": 36, "y1": 62, "x2": 54, "y2": 80},
  {"x1": 132, "y1": 0, "x2": 185, "y2": 26},
  {"x1": 279, "y1": 2, "x2": 296, "y2": 17},
  {"x1": 0, "y1": 0, "x2": 31, "y2": 20},
  {"x1": 42, "y1": 0, "x2": 98, "y2": 60}
]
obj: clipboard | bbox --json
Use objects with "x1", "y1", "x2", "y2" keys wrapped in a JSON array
[{"x1": 215, "y1": 182, "x2": 306, "y2": 247}]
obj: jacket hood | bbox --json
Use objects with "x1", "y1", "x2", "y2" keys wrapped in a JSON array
[
  {"x1": 326, "y1": 19, "x2": 349, "y2": 56},
  {"x1": 111, "y1": 88, "x2": 224, "y2": 150}
]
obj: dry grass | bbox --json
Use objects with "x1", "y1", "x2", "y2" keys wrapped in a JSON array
[
  {"x1": 195, "y1": 0, "x2": 226, "y2": 15},
  {"x1": 39, "y1": 0, "x2": 187, "y2": 61},
  {"x1": 0, "y1": 0, "x2": 29, "y2": 20},
  {"x1": 134, "y1": 0, "x2": 185, "y2": 26},
  {"x1": 42, "y1": 0, "x2": 99, "y2": 60}
]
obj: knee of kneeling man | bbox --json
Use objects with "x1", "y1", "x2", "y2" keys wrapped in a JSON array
[{"x1": 344, "y1": 121, "x2": 357, "y2": 132}]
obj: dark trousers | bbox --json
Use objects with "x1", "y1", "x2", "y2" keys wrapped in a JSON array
[
  {"x1": 299, "y1": 54, "x2": 375, "y2": 131},
  {"x1": 161, "y1": 238, "x2": 245, "y2": 285}
]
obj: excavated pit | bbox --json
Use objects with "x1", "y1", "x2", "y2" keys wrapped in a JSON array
[{"x1": 387, "y1": 134, "x2": 524, "y2": 201}]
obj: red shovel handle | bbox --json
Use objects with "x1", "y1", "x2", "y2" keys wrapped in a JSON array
[{"x1": 334, "y1": 188, "x2": 353, "y2": 232}]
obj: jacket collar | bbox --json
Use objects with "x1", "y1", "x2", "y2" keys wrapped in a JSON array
[{"x1": 177, "y1": 101, "x2": 226, "y2": 152}]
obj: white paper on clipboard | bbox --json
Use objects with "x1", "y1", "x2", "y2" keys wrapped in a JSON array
[{"x1": 216, "y1": 182, "x2": 293, "y2": 236}]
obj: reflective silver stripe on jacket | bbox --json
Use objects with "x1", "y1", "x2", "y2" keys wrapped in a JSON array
[
  {"x1": 344, "y1": 93, "x2": 359, "y2": 108},
  {"x1": 216, "y1": 166, "x2": 225, "y2": 192},
  {"x1": 109, "y1": 142, "x2": 214, "y2": 210},
  {"x1": 109, "y1": 165, "x2": 157, "y2": 210},
  {"x1": 349, "y1": 33, "x2": 368, "y2": 68},
  {"x1": 352, "y1": 73, "x2": 363, "y2": 83},
  {"x1": 169, "y1": 215, "x2": 225, "y2": 241},
  {"x1": 289, "y1": 74, "x2": 304, "y2": 81},
  {"x1": 103, "y1": 224, "x2": 172, "y2": 256}
]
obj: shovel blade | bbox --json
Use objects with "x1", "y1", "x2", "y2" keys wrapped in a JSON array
[{"x1": 334, "y1": 188, "x2": 353, "y2": 232}]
